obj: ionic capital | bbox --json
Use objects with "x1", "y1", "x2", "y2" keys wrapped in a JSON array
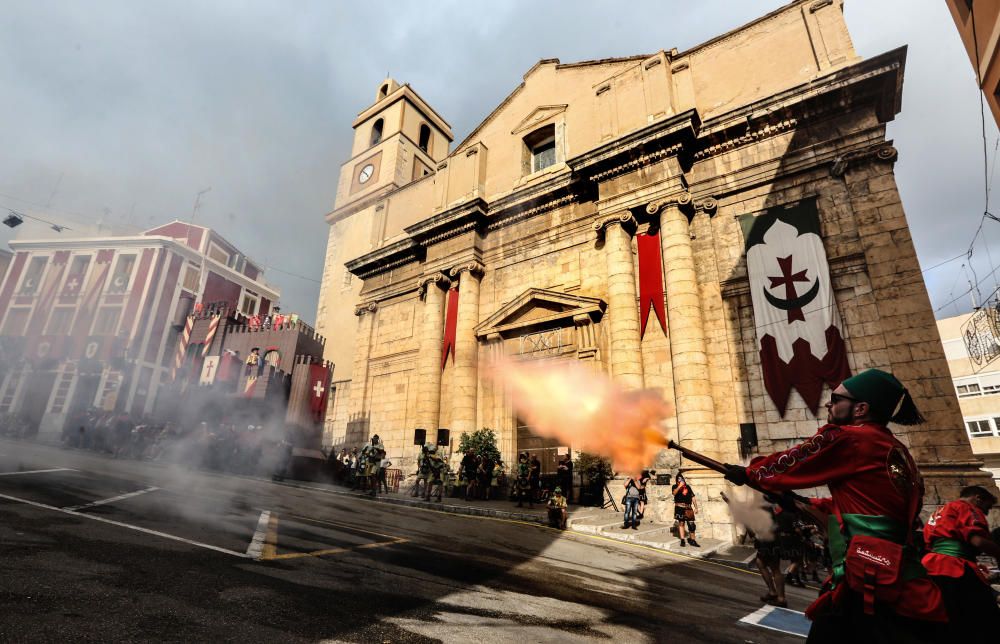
[
  {"x1": 645, "y1": 192, "x2": 693, "y2": 216},
  {"x1": 448, "y1": 261, "x2": 485, "y2": 280},
  {"x1": 593, "y1": 212, "x2": 638, "y2": 239},
  {"x1": 354, "y1": 301, "x2": 378, "y2": 316},
  {"x1": 416, "y1": 273, "x2": 451, "y2": 299}
]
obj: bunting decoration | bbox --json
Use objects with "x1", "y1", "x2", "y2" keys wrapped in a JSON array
[
  {"x1": 741, "y1": 199, "x2": 851, "y2": 416},
  {"x1": 171, "y1": 315, "x2": 195, "y2": 382},
  {"x1": 441, "y1": 286, "x2": 459, "y2": 369},
  {"x1": 637, "y1": 231, "x2": 667, "y2": 338},
  {"x1": 309, "y1": 363, "x2": 332, "y2": 423},
  {"x1": 201, "y1": 313, "x2": 221, "y2": 357}
]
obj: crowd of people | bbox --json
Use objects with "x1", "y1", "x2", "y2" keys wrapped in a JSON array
[{"x1": 54, "y1": 408, "x2": 285, "y2": 476}]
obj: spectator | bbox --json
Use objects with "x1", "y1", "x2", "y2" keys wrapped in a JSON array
[
  {"x1": 528, "y1": 454, "x2": 541, "y2": 502},
  {"x1": 557, "y1": 454, "x2": 574, "y2": 504},
  {"x1": 622, "y1": 474, "x2": 642, "y2": 530},
  {"x1": 672, "y1": 474, "x2": 700, "y2": 547},
  {"x1": 637, "y1": 469, "x2": 652, "y2": 520},
  {"x1": 377, "y1": 456, "x2": 392, "y2": 494}
]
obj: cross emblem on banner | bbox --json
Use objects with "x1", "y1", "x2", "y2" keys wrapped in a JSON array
[
  {"x1": 767, "y1": 255, "x2": 810, "y2": 323},
  {"x1": 313, "y1": 381, "x2": 325, "y2": 397},
  {"x1": 66, "y1": 277, "x2": 80, "y2": 291}
]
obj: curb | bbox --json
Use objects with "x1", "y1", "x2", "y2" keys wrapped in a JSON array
[{"x1": 271, "y1": 478, "x2": 550, "y2": 525}]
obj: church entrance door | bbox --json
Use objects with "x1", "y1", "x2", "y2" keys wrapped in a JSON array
[{"x1": 515, "y1": 417, "x2": 560, "y2": 474}]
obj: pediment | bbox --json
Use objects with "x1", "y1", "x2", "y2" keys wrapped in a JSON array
[
  {"x1": 475, "y1": 288, "x2": 605, "y2": 338},
  {"x1": 511, "y1": 105, "x2": 568, "y2": 135}
]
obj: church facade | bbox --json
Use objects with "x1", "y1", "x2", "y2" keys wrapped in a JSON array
[{"x1": 316, "y1": 0, "x2": 994, "y2": 539}]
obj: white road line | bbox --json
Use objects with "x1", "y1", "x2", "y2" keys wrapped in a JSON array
[
  {"x1": 63, "y1": 486, "x2": 159, "y2": 511},
  {"x1": 245, "y1": 510, "x2": 271, "y2": 560},
  {"x1": 0, "y1": 491, "x2": 250, "y2": 559},
  {"x1": 739, "y1": 604, "x2": 808, "y2": 638},
  {"x1": 0, "y1": 467, "x2": 76, "y2": 476}
]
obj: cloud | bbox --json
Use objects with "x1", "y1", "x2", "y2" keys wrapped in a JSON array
[{"x1": 0, "y1": 0, "x2": 992, "y2": 322}]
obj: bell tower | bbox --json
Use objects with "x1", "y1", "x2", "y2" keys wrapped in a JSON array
[
  {"x1": 315, "y1": 78, "x2": 453, "y2": 434},
  {"x1": 334, "y1": 78, "x2": 453, "y2": 208}
]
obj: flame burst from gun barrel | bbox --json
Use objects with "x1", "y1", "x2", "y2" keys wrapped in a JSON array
[{"x1": 493, "y1": 358, "x2": 674, "y2": 475}]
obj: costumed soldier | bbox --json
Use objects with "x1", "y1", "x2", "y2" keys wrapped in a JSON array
[
  {"x1": 547, "y1": 486, "x2": 568, "y2": 529},
  {"x1": 922, "y1": 485, "x2": 1000, "y2": 642},
  {"x1": 413, "y1": 444, "x2": 430, "y2": 497},
  {"x1": 364, "y1": 435, "x2": 385, "y2": 496},
  {"x1": 723, "y1": 368, "x2": 947, "y2": 643},
  {"x1": 513, "y1": 452, "x2": 532, "y2": 508},
  {"x1": 423, "y1": 444, "x2": 445, "y2": 502}
]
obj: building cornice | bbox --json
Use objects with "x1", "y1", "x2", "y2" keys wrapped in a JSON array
[
  {"x1": 403, "y1": 198, "x2": 488, "y2": 246},
  {"x1": 567, "y1": 108, "x2": 700, "y2": 179},
  {"x1": 344, "y1": 238, "x2": 422, "y2": 280}
]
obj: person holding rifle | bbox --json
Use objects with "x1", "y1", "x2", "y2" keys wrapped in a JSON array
[{"x1": 720, "y1": 369, "x2": 946, "y2": 643}]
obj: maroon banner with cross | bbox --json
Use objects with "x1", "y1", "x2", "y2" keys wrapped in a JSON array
[{"x1": 309, "y1": 363, "x2": 332, "y2": 423}]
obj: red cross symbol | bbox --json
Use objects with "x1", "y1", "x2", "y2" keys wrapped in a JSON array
[{"x1": 768, "y1": 255, "x2": 809, "y2": 323}]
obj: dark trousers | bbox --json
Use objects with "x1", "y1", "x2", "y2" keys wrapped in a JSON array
[
  {"x1": 806, "y1": 590, "x2": 943, "y2": 644},
  {"x1": 931, "y1": 571, "x2": 1000, "y2": 644}
]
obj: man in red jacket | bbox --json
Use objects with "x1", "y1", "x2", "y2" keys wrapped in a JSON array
[
  {"x1": 724, "y1": 369, "x2": 946, "y2": 643},
  {"x1": 922, "y1": 485, "x2": 1000, "y2": 641}
]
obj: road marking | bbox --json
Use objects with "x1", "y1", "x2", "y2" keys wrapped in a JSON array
[
  {"x1": 268, "y1": 480, "x2": 760, "y2": 577},
  {"x1": 246, "y1": 510, "x2": 272, "y2": 560},
  {"x1": 739, "y1": 604, "x2": 809, "y2": 638},
  {"x1": 261, "y1": 514, "x2": 409, "y2": 561},
  {"x1": 63, "y1": 486, "x2": 159, "y2": 511},
  {"x1": 0, "y1": 467, "x2": 76, "y2": 476},
  {"x1": 262, "y1": 512, "x2": 279, "y2": 560},
  {"x1": 0, "y1": 491, "x2": 250, "y2": 559}
]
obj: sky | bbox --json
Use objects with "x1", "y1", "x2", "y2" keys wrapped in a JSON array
[{"x1": 0, "y1": 0, "x2": 995, "y2": 324}]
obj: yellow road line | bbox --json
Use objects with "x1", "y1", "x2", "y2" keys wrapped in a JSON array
[
  {"x1": 287, "y1": 514, "x2": 410, "y2": 541},
  {"x1": 268, "y1": 538, "x2": 409, "y2": 561}
]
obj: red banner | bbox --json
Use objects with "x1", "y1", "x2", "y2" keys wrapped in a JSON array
[
  {"x1": 309, "y1": 363, "x2": 331, "y2": 423},
  {"x1": 441, "y1": 286, "x2": 459, "y2": 369},
  {"x1": 637, "y1": 232, "x2": 667, "y2": 338}
]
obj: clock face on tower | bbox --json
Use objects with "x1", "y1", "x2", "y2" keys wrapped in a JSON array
[{"x1": 358, "y1": 163, "x2": 375, "y2": 184}]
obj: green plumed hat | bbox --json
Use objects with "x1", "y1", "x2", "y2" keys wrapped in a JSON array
[{"x1": 841, "y1": 368, "x2": 925, "y2": 425}]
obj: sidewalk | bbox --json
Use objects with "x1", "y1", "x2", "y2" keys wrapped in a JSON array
[{"x1": 275, "y1": 477, "x2": 758, "y2": 568}]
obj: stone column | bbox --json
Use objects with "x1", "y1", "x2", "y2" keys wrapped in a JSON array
[
  {"x1": 346, "y1": 301, "x2": 377, "y2": 445},
  {"x1": 655, "y1": 195, "x2": 718, "y2": 455},
  {"x1": 448, "y1": 261, "x2": 484, "y2": 440},
  {"x1": 594, "y1": 212, "x2": 644, "y2": 390},
  {"x1": 415, "y1": 273, "x2": 450, "y2": 436}
]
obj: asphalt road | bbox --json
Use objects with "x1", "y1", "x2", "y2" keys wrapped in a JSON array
[{"x1": 0, "y1": 438, "x2": 814, "y2": 642}]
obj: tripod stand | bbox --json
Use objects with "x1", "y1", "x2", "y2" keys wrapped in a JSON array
[{"x1": 601, "y1": 482, "x2": 619, "y2": 512}]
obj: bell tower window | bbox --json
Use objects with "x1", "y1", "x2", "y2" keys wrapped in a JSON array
[
  {"x1": 379, "y1": 84, "x2": 389, "y2": 99},
  {"x1": 370, "y1": 118, "x2": 384, "y2": 147},
  {"x1": 418, "y1": 124, "x2": 431, "y2": 154},
  {"x1": 523, "y1": 124, "x2": 556, "y2": 174}
]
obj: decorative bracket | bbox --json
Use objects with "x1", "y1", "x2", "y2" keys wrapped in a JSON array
[{"x1": 353, "y1": 301, "x2": 378, "y2": 316}]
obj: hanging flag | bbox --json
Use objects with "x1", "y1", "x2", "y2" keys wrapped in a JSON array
[
  {"x1": 309, "y1": 363, "x2": 332, "y2": 422},
  {"x1": 200, "y1": 356, "x2": 219, "y2": 385},
  {"x1": 637, "y1": 231, "x2": 667, "y2": 338},
  {"x1": 201, "y1": 313, "x2": 221, "y2": 357},
  {"x1": 441, "y1": 286, "x2": 459, "y2": 369},
  {"x1": 171, "y1": 315, "x2": 195, "y2": 381},
  {"x1": 217, "y1": 349, "x2": 239, "y2": 382},
  {"x1": 70, "y1": 250, "x2": 114, "y2": 338},
  {"x1": 243, "y1": 374, "x2": 258, "y2": 398},
  {"x1": 741, "y1": 199, "x2": 851, "y2": 416}
]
